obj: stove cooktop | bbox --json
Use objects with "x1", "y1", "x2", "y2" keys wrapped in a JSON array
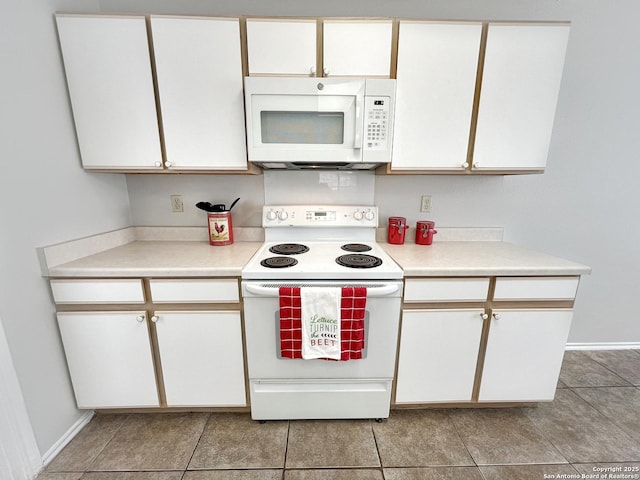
[{"x1": 242, "y1": 241, "x2": 403, "y2": 280}]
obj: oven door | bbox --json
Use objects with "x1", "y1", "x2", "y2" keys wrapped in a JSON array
[
  {"x1": 244, "y1": 77, "x2": 365, "y2": 163},
  {"x1": 242, "y1": 280, "x2": 402, "y2": 419},
  {"x1": 242, "y1": 280, "x2": 401, "y2": 379}
]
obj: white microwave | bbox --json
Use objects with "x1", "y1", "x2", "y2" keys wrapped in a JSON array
[{"x1": 244, "y1": 77, "x2": 396, "y2": 169}]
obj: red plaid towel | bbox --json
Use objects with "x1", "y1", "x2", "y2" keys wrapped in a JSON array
[{"x1": 279, "y1": 286, "x2": 366, "y2": 361}]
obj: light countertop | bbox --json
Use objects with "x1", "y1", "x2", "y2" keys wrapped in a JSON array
[
  {"x1": 382, "y1": 241, "x2": 591, "y2": 277},
  {"x1": 46, "y1": 241, "x2": 263, "y2": 278}
]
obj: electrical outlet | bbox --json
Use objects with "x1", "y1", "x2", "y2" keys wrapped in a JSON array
[
  {"x1": 420, "y1": 195, "x2": 432, "y2": 213},
  {"x1": 170, "y1": 195, "x2": 183, "y2": 213}
]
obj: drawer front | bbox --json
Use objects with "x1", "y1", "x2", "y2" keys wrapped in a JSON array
[
  {"x1": 50, "y1": 279, "x2": 144, "y2": 304},
  {"x1": 404, "y1": 278, "x2": 490, "y2": 303},
  {"x1": 493, "y1": 276, "x2": 579, "y2": 301},
  {"x1": 149, "y1": 279, "x2": 239, "y2": 303}
]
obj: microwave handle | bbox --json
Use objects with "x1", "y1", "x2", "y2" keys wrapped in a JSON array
[{"x1": 353, "y1": 95, "x2": 364, "y2": 149}]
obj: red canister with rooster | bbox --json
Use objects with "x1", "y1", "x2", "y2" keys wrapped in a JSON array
[{"x1": 207, "y1": 211, "x2": 233, "y2": 246}]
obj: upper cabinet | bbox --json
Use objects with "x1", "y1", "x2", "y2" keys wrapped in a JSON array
[
  {"x1": 56, "y1": 15, "x2": 163, "y2": 170},
  {"x1": 246, "y1": 18, "x2": 393, "y2": 77},
  {"x1": 392, "y1": 21, "x2": 482, "y2": 171},
  {"x1": 472, "y1": 23, "x2": 570, "y2": 172},
  {"x1": 390, "y1": 21, "x2": 570, "y2": 174},
  {"x1": 56, "y1": 14, "x2": 251, "y2": 172},
  {"x1": 246, "y1": 19, "x2": 317, "y2": 76},
  {"x1": 150, "y1": 16, "x2": 247, "y2": 171}
]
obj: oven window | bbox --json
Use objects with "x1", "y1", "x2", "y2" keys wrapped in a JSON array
[{"x1": 260, "y1": 111, "x2": 344, "y2": 144}]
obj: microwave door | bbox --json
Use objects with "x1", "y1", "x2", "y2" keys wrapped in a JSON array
[{"x1": 248, "y1": 93, "x2": 364, "y2": 163}]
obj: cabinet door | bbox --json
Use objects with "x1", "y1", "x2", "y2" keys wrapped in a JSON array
[
  {"x1": 472, "y1": 24, "x2": 570, "y2": 171},
  {"x1": 396, "y1": 309, "x2": 484, "y2": 403},
  {"x1": 479, "y1": 309, "x2": 573, "y2": 402},
  {"x1": 154, "y1": 311, "x2": 246, "y2": 406},
  {"x1": 150, "y1": 16, "x2": 247, "y2": 170},
  {"x1": 323, "y1": 20, "x2": 392, "y2": 77},
  {"x1": 57, "y1": 311, "x2": 159, "y2": 408},
  {"x1": 246, "y1": 19, "x2": 317, "y2": 76},
  {"x1": 55, "y1": 15, "x2": 163, "y2": 170},
  {"x1": 392, "y1": 21, "x2": 482, "y2": 171}
]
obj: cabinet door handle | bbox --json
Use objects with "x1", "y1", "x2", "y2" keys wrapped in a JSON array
[
  {"x1": 323, "y1": 67, "x2": 330, "y2": 77},
  {"x1": 492, "y1": 313, "x2": 501, "y2": 320},
  {"x1": 462, "y1": 162, "x2": 469, "y2": 169},
  {"x1": 150, "y1": 315, "x2": 159, "y2": 323},
  {"x1": 310, "y1": 66, "x2": 316, "y2": 76},
  {"x1": 480, "y1": 313, "x2": 489, "y2": 320},
  {"x1": 154, "y1": 161, "x2": 162, "y2": 167},
  {"x1": 473, "y1": 162, "x2": 480, "y2": 169},
  {"x1": 165, "y1": 161, "x2": 173, "y2": 168},
  {"x1": 136, "y1": 314, "x2": 145, "y2": 323}
]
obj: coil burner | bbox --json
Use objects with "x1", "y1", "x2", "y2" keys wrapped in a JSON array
[
  {"x1": 341, "y1": 243, "x2": 372, "y2": 253},
  {"x1": 336, "y1": 254, "x2": 383, "y2": 269},
  {"x1": 260, "y1": 257, "x2": 298, "y2": 268},
  {"x1": 268, "y1": 243, "x2": 310, "y2": 255}
]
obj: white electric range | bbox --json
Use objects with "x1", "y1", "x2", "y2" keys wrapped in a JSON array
[{"x1": 241, "y1": 205, "x2": 403, "y2": 421}]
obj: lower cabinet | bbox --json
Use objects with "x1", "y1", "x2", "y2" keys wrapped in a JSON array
[
  {"x1": 52, "y1": 278, "x2": 247, "y2": 410},
  {"x1": 57, "y1": 311, "x2": 159, "y2": 409},
  {"x1": 154, "y1": 311, "x2": 246, "y2": 406},
  {"x1": 395, "y1": 309, "x2": 483, "y2": 403},
  {"x1": 478, "y1": 309, "x2": 573, "y2": 402},
  {"x1": 394, "y1": 276, "x2": 580, "y2": 405}
]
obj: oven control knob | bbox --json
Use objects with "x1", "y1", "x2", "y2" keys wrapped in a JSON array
[
  {"x1": 364, "y1": 210, "x2": 375, "y2": 221},
  {"x1": 266, "y1": 210, "x2": 277, "y2": 221},
  {"x1": 353, "y1": 210, "x2": 364, "y2": 221},
  {"x1": 277, "y1": 210, "x2": 289, "y2": 221}
]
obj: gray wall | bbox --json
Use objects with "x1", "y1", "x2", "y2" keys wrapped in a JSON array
[
  {"x1": 3, "y1": 0, "x2": 640, "y2": 460},
  {"x1": 0, "y1": 0, "x2": 132, "y2": 457}
]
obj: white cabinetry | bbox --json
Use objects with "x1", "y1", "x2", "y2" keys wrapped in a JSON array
[
  {"x1": 396, "y1": 309, "x2": 483, "y2": 403},
  {"x1": 57, "y1": 311, "x2": 159, "y2": 408},
  {"x1": 389, "y1": 21, "x2": 569, "y2": 174},
  {"x1": 322, "y1": 20, "x2": 393, "y2": 77},
  {"x1": 392, "y1": 21, "x2": 482, "y2": 171},
  {"x1": 472, "y1": 23, "x2": 570, "y2": 171},
  {"x1": 154, "y1": 311, "x2": 246, "y2": 406},
  {"x1": 479, "y1": 309, "x2": 573, "y2": 401},
  {"x1": 246, "y1": 18, "x2": 393, "y2": 77},
  {"x1": 52, "y1": 278, "x2": 246, "y2": 409},
  {"x1": 395, "y1": 276, "x2": 579, "y2": 405},
  {"x1": 246, "y1": 19, "x2": 317, "y2": 76},
  {"x1": 56, "y1": 15, "x2": 162, "y2": 170},
  {"x1": 150, "y1": 16, "x2": 247, "y2": 170}
]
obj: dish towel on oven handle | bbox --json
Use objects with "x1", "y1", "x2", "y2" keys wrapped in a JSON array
[{"x1": 279, "y1": 286, "x2": 367, "y2": 361}]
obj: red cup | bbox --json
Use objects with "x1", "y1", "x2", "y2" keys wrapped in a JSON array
[
  {"x1": 416, "y1": 221, "x2": 437, "y2": 245},
  {"x1": 388, "y1": 217, "x2": 409, "y2": 244}
]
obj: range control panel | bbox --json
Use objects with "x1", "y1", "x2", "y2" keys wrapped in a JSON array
[{"x1": 263, "y1": 205, "x2": 378, "y2": 227}]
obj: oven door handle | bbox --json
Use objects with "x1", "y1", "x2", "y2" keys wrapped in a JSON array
[{"x1": 244, "y1": 284, "x2": 400, "y2": 297}]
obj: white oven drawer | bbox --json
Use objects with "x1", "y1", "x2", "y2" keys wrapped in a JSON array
[{"x1": 249, "y1": 379, "x2": 392, "y2": 420}]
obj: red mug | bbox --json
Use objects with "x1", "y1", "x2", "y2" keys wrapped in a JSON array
[
  {"x1": 416, "y1": 221, "x2": 437, "y2": 245},
  {"x1": 388, "y1": 217, "x2": 409, "y2": 244}
]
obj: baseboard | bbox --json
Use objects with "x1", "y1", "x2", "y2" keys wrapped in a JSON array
[
  {"x1": 41, "y1": 411, "x2": 94, "y2": 467},
  {"x1": 566, "y1": 342, "x2": 640, "y2": 351}
]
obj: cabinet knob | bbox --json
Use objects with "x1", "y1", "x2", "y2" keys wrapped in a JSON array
[
  {"x1": 310, "y1": 66, "x2": 316, "y2": 76},
  {"x1": 473, "y1": 163, "x2": 480, "y2": 169},
  {"x1": 492, "y1": 313, "x2": 501, "y2": 320},
  {"x1": 136, "y1": 314, "x2": 145, "y2": 323},
  {"x1": 480, "y1": 313, "x2": 489, "y2": 320},
  {"x1": 323, "y1": 67, "x2": 330, "y2": 77},
  {"x1": 165, "y1": 161, "x2": 172, "y2": 168},
  {"x1": 154, "y1": 161, "x2": 162, "y2": 167},
  {"x1": 150, "y1": 315, "x2": 159, "y2": 323},
  {"x1": 462, "y1": 162, "x2": 469, "y2": 169}
]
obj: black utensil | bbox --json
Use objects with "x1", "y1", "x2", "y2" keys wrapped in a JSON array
[
  {"x1": 196, "y1": 201, "x2": 216, "y2": 212},
  {"x1": 228, "y1": 197, "x2": 240, "y2": 211}
]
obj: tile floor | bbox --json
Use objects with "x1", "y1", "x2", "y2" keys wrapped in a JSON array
[{"x1": 38, "y1": 350, "x2": 640, "y2": 480}]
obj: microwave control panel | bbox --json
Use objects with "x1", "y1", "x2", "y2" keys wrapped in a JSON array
[{"x1": 363, "y1": 96, "x2": 390, "y2": 151}]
